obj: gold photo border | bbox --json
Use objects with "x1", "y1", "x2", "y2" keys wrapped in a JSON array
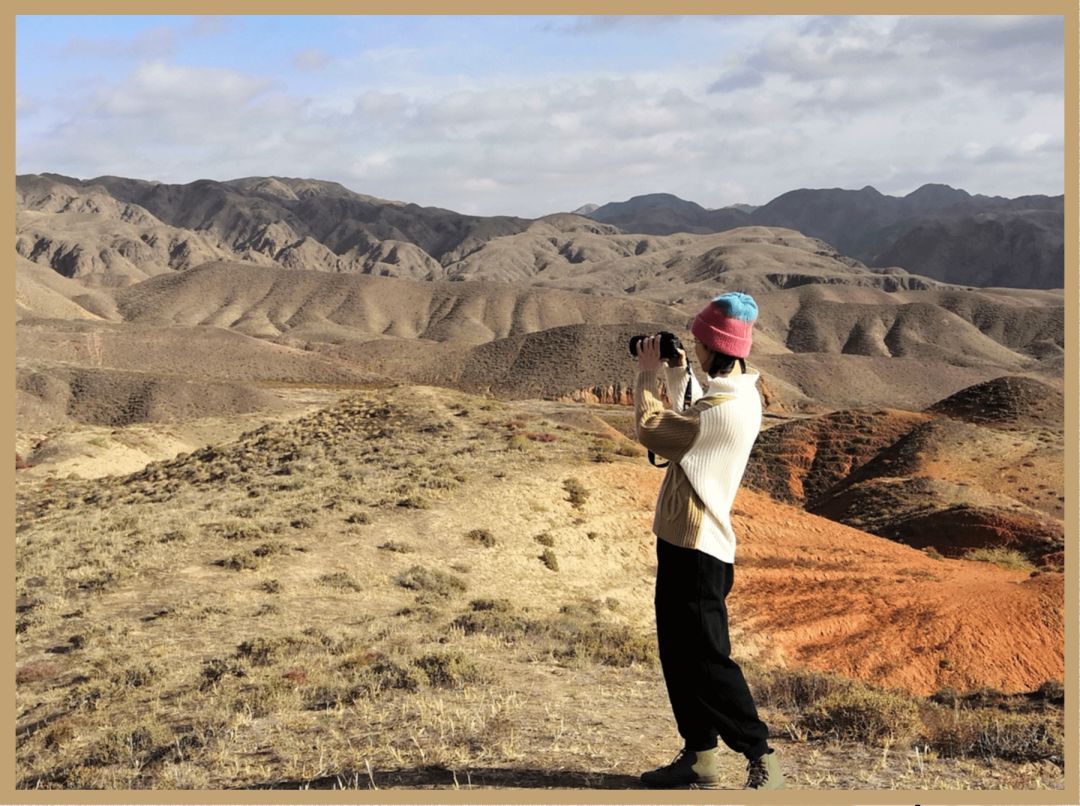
[{"x1": 6, "y1": 3, "x2": 1078, "y2": 805}]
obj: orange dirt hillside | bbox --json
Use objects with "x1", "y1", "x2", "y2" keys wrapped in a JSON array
[{"x1": 610, "y1": 464, "x2": 1063, "y2": 697}]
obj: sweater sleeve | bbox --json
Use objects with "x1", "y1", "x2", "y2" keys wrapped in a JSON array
[
  {"x1": 635, "y1": 369, "x2": 701, "y2": 462},
  {"x1": 664, "y1": 365, "x2": 703, "y2": 412}
]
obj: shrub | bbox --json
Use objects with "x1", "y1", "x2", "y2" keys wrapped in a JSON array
[
  {"x1": 746, "y1": 665, "x2": 857, "y2": 712},
  {"x1": 413, "y1": 651, "x2": 485, "y2": 687},
  {"x1": 1035, "y1": 679, "x2": 1065, "y2": 704},
  {"x1": 964, "y1": 547, "x2": 1036, "y2": 572},
  {"x1": 346, "y1": 512, "x2": 370, "y2": 525},
  {"x1": 800, "y1": 685, "x2": 921, "y2": 746},
  {"x1": 216, "y1": 552, "x2": 260, "y2": 571},
  {"x1": 526, "y1": 432, "x2": 557, "y2": 443},
  {"x1": 452, "y1": 600, "x2": 529, "y2": 636},
  {"x1": 534, "y1": 533, "x2": 555, "y2": 547},
  {"x1": 360, "y1": 659, "x2": 428, "y2": 695},
  {"x1": 616, "y1": 443, "x2": 644, "y2": 457},
  {"x1": 378, "y1": 541, "x2": 413, "y2": 554},
  {"x1": 235, "y1": 636, "x2": 301, "y2": 666},
  {"x1": 923, "y1": 706, "x2": 1063, "y2": 762},
  {"x1": 563, "y1": 477, "x2": 589, "y2": 508},
  {"x1": 539, "y1": 549, "x2": 559, "y2": 572},
  {"x1": 466, "y1": 528, "x2": 496, "y2": 548},
  {"x1": 318, "y1": 571, "x2": 363, "y2": 592},
  {"x1": 396, "y1": 566, "x2": 467, "y2": 598},
  {"x1": 557, "y1": 623, "x2": 657, "y2": 667}
]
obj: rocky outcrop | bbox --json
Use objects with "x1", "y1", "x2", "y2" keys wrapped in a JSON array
[
  {"x1": 744, "y1": 409, "x2": 929, "y2": 505},
  {"x1": 557, "y1": 384, "x2": 635, "y2": 406}
]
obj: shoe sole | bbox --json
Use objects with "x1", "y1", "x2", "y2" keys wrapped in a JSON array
[{"x1": 640, "y1": 779, "x2": 722, "y2": 790}]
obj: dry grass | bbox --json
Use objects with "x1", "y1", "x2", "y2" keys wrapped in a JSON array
[
  {"x1": 14, "y1": 385, "x2": 1065, "y2": 791},
  {"x1": 964, "y1": 547, "x2": 1036, "y2": 572}
]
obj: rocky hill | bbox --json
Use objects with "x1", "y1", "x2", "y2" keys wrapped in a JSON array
[
  {"x1": 744, "y1": 376, "x2": 1065, "y2": 565},
  {"x1": 587, "y1": 193, "x2": 751, "y2": 235},
  {"x1": 582, "y1": 185, "x2": 1064, "y2": 289}
]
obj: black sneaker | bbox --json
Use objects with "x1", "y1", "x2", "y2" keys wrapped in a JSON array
[
  {"x1": 640, "y1": 747, "x2": 719, "y2": 788},
  {"x1": 745, "y1": 750, "x2": 785, "y2": 789}
]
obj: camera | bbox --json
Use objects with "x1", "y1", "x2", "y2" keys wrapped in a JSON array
[{"x1": 629, "y1": 331, "x2": 684, "y2": 361}]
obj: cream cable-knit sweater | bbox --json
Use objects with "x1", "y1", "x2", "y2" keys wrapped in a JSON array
[{"x1": 634, "y1": 364, "x2": 763, "y2": 564}]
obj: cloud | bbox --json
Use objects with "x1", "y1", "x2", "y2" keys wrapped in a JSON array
[
  {"x1": 189, "y1": 16, "x2": 233, "y2": 37},
  {"x1": 99, "y1": 62, "x2": 271, "y2": 117},
  {"x1": 708, "y1": 69, "x2": 765, "y2": 93},
  {"x1": 293, "y1": 48, "x2": 331, "y2": 71},
  {"x1": 63, "y1": 24, "x2": 178, "y2": 60},
  {"x1": 542, "y1": 15, "x2": 682, "y2": 35},
  {"x1": 16, "y1": 16, "x2": 1065, "y2": 216},
  {"x1": 15, "y1": 93, "x2": 36, "y2": 115},
  {"x1": 954, "y1": 133, "x2": 1064, "y2": 165}
]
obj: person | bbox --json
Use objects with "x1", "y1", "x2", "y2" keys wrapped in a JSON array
[{"x1": 632, "y1": 291, "x2": 784, "y2": 790}]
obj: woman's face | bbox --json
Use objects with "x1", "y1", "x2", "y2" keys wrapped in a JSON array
[{"x1": 693, "y1": 337, "x2": 712, "y2": 369}]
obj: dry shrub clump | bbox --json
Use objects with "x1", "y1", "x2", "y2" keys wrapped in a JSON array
[
  {"x1": 749, "y1": 663, "x2": 1064, "y2": 764},
  {"x1": 539, "y1": 549, "x2": 559, "y2": 572},
  {"x1": 563, "y1": 477, "x2": 589, "y2": 508},
  {"x1": 317, "y1": 571, "x2": 363, "y2": 592},
  {"x1": 590, "y1": 439, "x2": 616, "y2": 463},
  {"x1": 747, "y1": 664, "x2": 857, "y2": 712},
  {"x1": 922, "y1": 707, "x2": 1062, "y2": 762},
  {"x1": 964, "y1": 547, "x2": 1036, "y2": 572},
  {"x1": 396, "y1": 565, "x2": 468, "y2": 598},
  {"x1": 452, "y1": 599, "x2": 530, "y2": 637},
  {"x1": 413, "y1": 651, "x2": 486, "y2": 687},
  {"x1": 465, "y1": 528, "x2": 496, "y2": 548},
  {"x1": 800, "y1": 686, "x2": 922, "y2": 746},
  {"x1": 553, "y1": 621, "x2": 656, "y2": 667}
]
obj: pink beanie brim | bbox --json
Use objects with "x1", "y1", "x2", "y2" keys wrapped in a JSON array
[{"x1": 691, "y1": 292, "x2": 757, "y2": 358}]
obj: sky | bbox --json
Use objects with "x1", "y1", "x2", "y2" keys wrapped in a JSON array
[{"x1": 15, "y1": 15, "x2": 1066, "y2": 218}]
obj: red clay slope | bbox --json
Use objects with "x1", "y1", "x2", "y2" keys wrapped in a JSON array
[{"x1": 611, "y1": 464, "x2": 1063, "y2": 697}]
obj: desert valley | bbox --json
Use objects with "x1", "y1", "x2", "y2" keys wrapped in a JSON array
[{"x1": 13, "y1": 173, "x2": 1067, "y2": 790}]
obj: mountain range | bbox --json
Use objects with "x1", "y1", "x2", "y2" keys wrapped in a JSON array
[
  {"x1": 17, "y1": 174, "x2": 1064, "y2": 289},
  {"x1": 584, "y1": 185, "x2": 1064, "y2": 288}
]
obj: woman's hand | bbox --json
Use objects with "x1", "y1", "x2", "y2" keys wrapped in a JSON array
[{"x1": 636, "y1": 336, "x2": 663, "y2": 371}]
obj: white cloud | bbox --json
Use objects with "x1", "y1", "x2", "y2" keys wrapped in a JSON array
[
  {"x1": 15, "y1": 93, "x2": 36, "y2": 115},
  {"x1": 63, "y1": 24, "x2": 178, "y2": 59},
  {"x1": 189, "y1": 16, "x2": 233, "y2": 37},
  {"x1": 99, "y1": 62, "x2": 270, "y2": 116},
  {"x1": 293, "y1": 48, "x2": 331, "y2": 71},
  {"x1": 16, "y1": 16, "x2": 1064, "y2": 215}
]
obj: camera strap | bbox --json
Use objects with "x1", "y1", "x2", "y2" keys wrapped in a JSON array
[{"x1": 648, "y1": 366, "x2": 694, "y2": 469}]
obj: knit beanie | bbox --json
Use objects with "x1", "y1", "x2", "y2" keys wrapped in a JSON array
[{"x1": 691, "y1": 292, "x2": 758, "y2": 359}]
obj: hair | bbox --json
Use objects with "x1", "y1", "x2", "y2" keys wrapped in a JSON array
[{"x1": 706, "y1": 350, "x2": 746, "y2": 377}]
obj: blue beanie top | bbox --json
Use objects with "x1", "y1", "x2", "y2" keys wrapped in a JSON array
[{"x1": 711, "y1": 291, "x2": 758, "y2": 323}]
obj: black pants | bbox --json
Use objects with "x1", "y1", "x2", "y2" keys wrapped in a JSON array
[{"x1": 654, "y1": 539, "x2": 770, "y2": 759}]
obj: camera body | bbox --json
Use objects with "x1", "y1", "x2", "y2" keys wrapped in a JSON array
[{"x1": 629, "y1": 331, "x2": 684, "y2": 362}]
